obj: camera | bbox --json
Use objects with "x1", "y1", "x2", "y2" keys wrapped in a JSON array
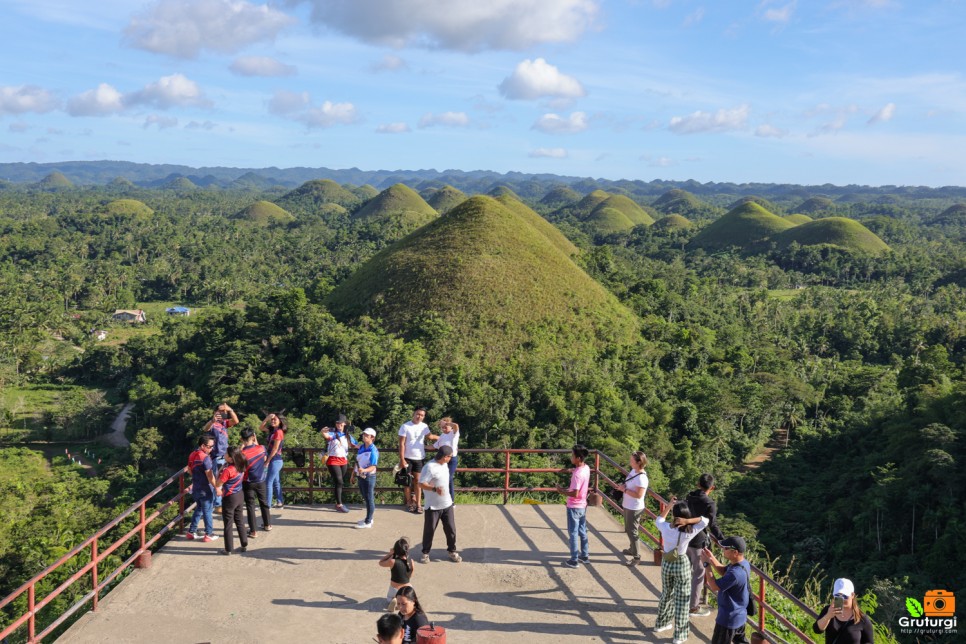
[{"x1": 924, "y1": 590, "x2": 955, "y2": 617}]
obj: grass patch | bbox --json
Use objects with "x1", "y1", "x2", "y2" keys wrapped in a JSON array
[{"x1": 0, "y1": 384, "x2": 109, "y2": 442}]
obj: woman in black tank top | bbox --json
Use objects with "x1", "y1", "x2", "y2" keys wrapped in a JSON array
[{"x1": 379, "y1": 537, "x2": 415, "y2": 611}]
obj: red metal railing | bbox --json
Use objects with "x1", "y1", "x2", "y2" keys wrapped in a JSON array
[{"x1": 1, "y1": 447, "x2": 817, "y2": 643}]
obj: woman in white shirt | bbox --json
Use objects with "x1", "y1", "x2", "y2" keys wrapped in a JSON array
[
  {"x1": 653, "y1": 498, "x2": 709, "y2": 644},
  {"x1": 433, "y1": 417, "x2": 460, "y2": 500},
  {"x1": 617, "y1": 451, "x2": 649, "y2": 565}
]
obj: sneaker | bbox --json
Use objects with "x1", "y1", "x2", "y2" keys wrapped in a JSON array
[
  {"x1": 202, "y1": 535, "x2": 219, "y2": 543},
  {"x1": 336, "y1": 504, "x2": 350, "y2": 513},
  {"x1": 563, "y1": 560, "x2": 579, "y2": 568},
  {"x1": 386, "y1": 598, "x2": 398, "y2": 613},
  {"x1": 221, "y1": 550, "x2": 232, "y2": 555},
  {"x1": 185, "y1": 532, "x2": 199, "y2": 540},
  {"x1": 578, "y1": 556, "x2": 590, "y2": 564},
  {"x1": 653, "y1": 624, "x2": 672, "y2": 634},
  {"x1": 356, "y1": 520, "x2": 373, "y2": 529},
  {"x1": 621, "y1": 548, "x2": 635, "y2": 555},
  {"x1": 448, "y1": 551, "x2": 462, "y2": 563},
  {"x1": 239, "y1": 546, "x2": 248, "y2": 553},
  {"x1": 420, "y1": 553, "x2": 430, "y2": 564},
  {"x1": 689, "y1": 607, "x2": 711, "y2": 617},
  {"x1": 673, "y1": 639, "x2": 687, "y2": 644},
  {"x1": 627, "y1": 556, "x2": 641, "y2": 566}
]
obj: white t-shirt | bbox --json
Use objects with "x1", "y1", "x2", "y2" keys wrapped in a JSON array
[
  {"x1": 419, "y1": 460, "x2": 452, "y2": 510},
  {"x1": 622, "y1": 469, "x2": 648, "y2": 512},
  {"x1": 398, "y1": 421, "x2": 431, "y2": 459},
  {"x1": 434, "y1": 429, "x2": 459, "y2": 456},
  {"x1": 656, "y1": 516, "x2": 709, "y2": 555}
]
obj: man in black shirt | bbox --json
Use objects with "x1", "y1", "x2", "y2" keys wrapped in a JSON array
[{"x1": 686, "y1": 473, "x2": 726, "y2": 616}]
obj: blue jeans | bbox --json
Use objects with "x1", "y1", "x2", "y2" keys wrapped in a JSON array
[
  {"x1": 566, "y1": 507, "x2": 588, "y2": 563},
  {"x1": 266, "y1": 458, "x2": 284, "y2": 508},
  {"x1": 358, "y1": 473, "x2": 377, "y2": 524},
  {"x1": 447, "y1": 455, "x2": 458, "y2": 500},
  {"x1": 188, "y1": 492, "x2": 214, "y2": 536},
  {"x1": 212, "y1": 457, "x2": 226, "y2": 507}
]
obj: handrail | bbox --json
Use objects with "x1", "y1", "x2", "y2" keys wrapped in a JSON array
[{"x1": 1, "y1": 446, "x2": 818, "y2": 643}]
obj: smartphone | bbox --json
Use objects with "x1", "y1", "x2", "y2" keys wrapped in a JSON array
[{"x1": 833, "y1": 596, "x2": 844, "y2": 610}]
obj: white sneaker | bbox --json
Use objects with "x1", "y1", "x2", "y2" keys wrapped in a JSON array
[
  {"x1": 420, "y1": 553, "x2": 430, "y2": 564},
  {"x1": 355, "y1": 520, "x2": 372, "y2": 529},
  {"x1": 673, "y1": 639, "x2": 687, "y2": 644},
  {"x1": 448, "y1": 551, "x2": 462, "y2": 563},
  {"x1": 653, "y1": 624, "x2": 672, "y2": 634}
]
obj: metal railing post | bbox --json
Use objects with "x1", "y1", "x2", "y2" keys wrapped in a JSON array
[
  {"x1": 139, "y1": 502, "x2": 147, "y2": 552},
  {"x1": 503, "y1": 451, "x2": 511, "y2": 504},
  {"x1": 593, "y1": 452, "x2": 600, "y2": 495},
  {"x1": 309, "y1": 448, "x2": 315, "y2": 505},
  {"x1": 178, "y1": 471, "x2": 185, "y2": 534},
  {"x1": 28, "y1": 583, "x2": 35, "y2": 642},
  {"x1": 91, "y1": 539, "x2": 99, "y2": 611},
  {"x1": 758, "y1": 574, "x2": 766, "y2": 634}
]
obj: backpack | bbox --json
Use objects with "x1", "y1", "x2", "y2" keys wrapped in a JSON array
[
  {"x1": 290, "y1": 448, "x2": 306, "y2": 468},
  {"x1": 394, "y1": 467, "x2": 413, "y2": 487}
]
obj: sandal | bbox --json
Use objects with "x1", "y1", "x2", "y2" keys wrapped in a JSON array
[{"x1": 416, "y1": 506, "x2": 424, "y2": 514}]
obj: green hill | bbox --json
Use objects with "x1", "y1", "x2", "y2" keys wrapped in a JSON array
[
  {"x1": 688, "y1": 202, "x2": 795, "y2": 251},
  {"x1": 487, "y1": 185, "x2": 523, "y2": 201},
  {"x1": 773, "y1": 217, "x2": 890, "y2": 255},
  {"x1": 276, "y1": 179, "x2": 361, "y2": 214},
  {"x1": 729, "y1": 195, "x2": 779, "y2": 214},
  {"x1": 103, "y1": 199, "x2": 154, "y2": 218},
  {"x1": 352, "y1": 183, "x2": 438, "y2": 234},
  {"x1": 573, "y1": 190, "x2": 610, "y2": 214},
  {"x1": 782, "y1": 214, "x2": 813, "y2": 225},
  {"x1": 107, "y1": 177, "x2": 136, "y2": 189},
  {"x1": 229, "y1": 172, "x2": 278, "y2": 191},
  {"x1": 653, "y1": 214, "x2": 693, "y2": 231},
  {"x1": 652, "y1": 189, "x2": 704, "y2": 214},
  {"x1": 425, "y1": 185, "x2": 467, "y2": 214},
  {"x1": 162, "y1": 176, "x2": 198, "y2": 191},
  {"x1": 326, "y1": 195, "x2": 637, "y2": 360},
  {"x1": 491, "y1": 193, "x2": 578, "y2": 256},
  {"x1": 540, "y1": 186, "x2": 582, "y2": 208},
  {"x1": 232, "y1": 200, "x2": 295, "y2": 226},
  {"x1": 36, "y1": 172, "x2": 73, "y2": 190},
  {"x1": 352, "y1": 184, "x2": 380, "y2": 201},
  {"x1": 935, "y1": 204, "x2": 966, "y2": 225},
  {"x1": 793, "y1": 196, "x2": 835, "y2": 214},
  {"x1": 590, "y1": 195, "x2": 654, "y2": 226},
  {"x1": 585, "y1": 207, "x2": 636, "y2": 234}
]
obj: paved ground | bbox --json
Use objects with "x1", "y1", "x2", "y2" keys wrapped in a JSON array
[{"x1": 61, "y1": 504, "x2": 717, "y2": 644}]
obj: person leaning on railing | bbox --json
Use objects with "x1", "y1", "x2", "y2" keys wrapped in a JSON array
[{"x1": 812, "y1": 578, "x2": 873, "y2": 644}]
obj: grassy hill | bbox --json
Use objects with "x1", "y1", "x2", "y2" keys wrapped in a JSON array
[
  {"x1": 591, "y1": 195, "x2": 654, "y2": 226},
  {"x1": 425, "y1": 185, "x2": 467, "y2": 214},
  {"x1": 729, "y1": 195, "x2": 780, "y2": 214},
  {"x1": 782, "y1": 214, "x2": 813, "y2": 225},
  {"x1": 651, "y1": 189, "x2": 705, "y2": 214},
  {"x1": 162, "y1": 176, "x2": 198, "y2": 191},
  {"x1": 688, "y1": 202, "x2": 795, "y2": 251},
  {"x1": 36, "y1": 172, "x2": 73, "y2": 190},
  {"x1": 491, "y1": 193, "x2": 578, "y2": 256},
  {"x1": 573, "y1": 189, "x2": 610, "y2": 214},
  {"x1": 232, "y1": 200, "x2": 295, "y2": 226},
  {"x1": 653, "y1": 214, "x2": 693, "y2": 230},
  {"x1": 352, "y1": 183, "x2": 438, "y2": 234},
  {"x1": 326, "y1": 195, "x2": 637, "y2": 360},
  {"x1": 540, "y1": 186, "x2": 582, "y2": 208},
  {"x1": 586, "y1": 206, "x2": 636, "y2": 234},
  {"x1": 488, "y1": 185, "x2": 523, "y2": 201},
  {"x1": 772, "y1": 217, "x2": 890, "y2": 255},
  {"x1": 934, "y1": 204, "x2": 966, "y2": 225},
  {"x1": 352, "y1": 184, "x2": 380, "y2": 201},
  {"x1": 793, "y1": 196, "x2": 836, "y2": 214},
  {"x1": 276, "y1": 179, "x2": 361, "y2": 214},
  {"x1": 103, "y1": 199, "x2": 154, "y2": 218}
]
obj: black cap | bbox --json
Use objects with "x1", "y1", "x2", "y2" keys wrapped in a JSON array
[
  {"x1": 435, "y1": 445, "x2": 453, "y2": 460},
  {"x1": 336, "y1": 413, "x2": 347, "y2": 424},
  {"x1": 719, "y1": 536, "x2": 747, "y2": 554}
]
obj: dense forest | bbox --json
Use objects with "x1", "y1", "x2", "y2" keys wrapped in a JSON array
[{"x1": 1, "y1": 170, "x2": 965, "y2": 641}]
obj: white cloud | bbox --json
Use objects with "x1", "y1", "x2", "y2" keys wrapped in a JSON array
[
  {"x1": 268, "y1": 90, "x2": 310, "y2": 116},
  {"x1": 532, "y1": 111, "x2": 588, "y2": 134},
  {"x1": 669, "y1": 104, "x2": 750, "y2": 134},
  {"x1": 649, "y1": 156, "x2": 676, "y2": 167},
  {"x1": 376, "y1": 122, "x2": 411, "y2": 134},
  {"x1": 683, "y1": 8, "x2": 705, "y2": 26},
  {"x1": 499, "y1": 58, "x2": 586, "y2": 100},
  {"x1": 230, "y1": 56, "x2": 296, "y2": 77},
  {"x1": 125, "y1": 0, "x2": 295, "y2": 58},
  {"x1": 128, "y1": 74, "x2": 212, "y2": 109},
  {"x1": 805, "y1": 103, "x2": 860, "y2": 136},
  {"x1": 296, "y1": 101, "x2": 358, "y2": 128},
  {"x1": 867, "y1": 102, "x2": 896, "y2": 125},
  {"x1": 760, "y1": 0, "x2": 796, "y2": 24},
  {"x1": 0, "y1": 85, "x2": 59, "y2": 115},
  {"x1": 755, "y1": 124, "x2": 788, "y2": 138},
  {"x1": 143, "y1": 114, "x2": 179, "y2": 129},
  {"x1": 418, "y1": 111, "x2": 470, "y2": 128},
  {"x1": 529, "y1": 147, "x2": 568, "y2": 158},
  {"x1": 371, "y1": 54, "x2": 407, "y2": 72},
  {"x1": 303, "y1": 0, "x2": 598, "y2": 51},
  {"x1": 186, "y1": 120, "x2": 217, "y2": 130},
  {"x1": 68, "y1": 83, "x2": 125, "y2": 116}
]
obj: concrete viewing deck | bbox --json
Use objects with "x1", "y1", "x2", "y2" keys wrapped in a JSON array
[{"x1": 61, "y1": 504, "x2": 717, "y2": 643}]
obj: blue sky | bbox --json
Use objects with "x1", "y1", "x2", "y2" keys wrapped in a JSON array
[{"x1": 1, "y1": 0, "x2": 964, "y2": 186}]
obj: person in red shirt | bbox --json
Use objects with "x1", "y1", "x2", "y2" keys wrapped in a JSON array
[
  {"x1": 215, "y1": 445, "x2": 249, "y2": 555},
  {"x1": 185, "y1": 434, "x2": 219, "y2": 542},
  {"x1": 261, "y1": 413, "x2": 287, "y2": 509},
  {"x1": 240, "y1": 428, "x2": 271, "y2": 537}
]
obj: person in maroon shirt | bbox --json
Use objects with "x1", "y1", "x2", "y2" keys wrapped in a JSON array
[
  {"x1": 185, "y1": 434, "x2": 218, "y2": 542},
  {"x1": 215, "y1": 445, "x2": 249, "y2": 555},
  {"x1": 241, "y1": 428, "x2": 271, "y2": 537},
  {"x1": 261, "y1": 413, "x2": 287, "y2": 509}
]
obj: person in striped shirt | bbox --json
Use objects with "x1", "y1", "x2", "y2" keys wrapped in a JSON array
[{"x1": 241, "y1": 429, "x2": 272, "y2": 538}]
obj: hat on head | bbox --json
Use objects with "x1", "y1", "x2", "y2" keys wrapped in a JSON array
[
  {"x1": 719, "y1": 536, "x2": 747, "y2": 554},
  {"x1": 362, "y1": 427, "x2": 377, "y2": 437},
  {"x1": 335, "y1": 413, "x2": 347, "y2": 424},
  {"x1": 435, "y1": 445, "x2": 453, "y2": 460},
  {"x1": 833, "y1": 578, "x2": 855, "y2": 597}
]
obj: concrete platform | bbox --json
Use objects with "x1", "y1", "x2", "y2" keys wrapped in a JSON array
[{"x1": 60, "y1": 504, "x2": 717, "y2": 643}]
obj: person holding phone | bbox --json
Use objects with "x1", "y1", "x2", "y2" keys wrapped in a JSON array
[
  {"x1": 812, "y1": 578, "x2": 874, "y2": 644},
  {"x1": 700, "y1": 536, "x2": 751, "y2": 644},
  {"x1": 617, "y1": 451, "x2": 649, "y2": 565},
  {"x1": 321, "y1": 413, "x2": 358, "y2": 513}
]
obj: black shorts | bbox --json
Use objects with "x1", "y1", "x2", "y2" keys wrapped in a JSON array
[{"x1": 406, "y1": 458, "x2": 425, "y2": 474}]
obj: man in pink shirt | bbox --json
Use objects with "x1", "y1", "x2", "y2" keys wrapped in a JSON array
[{"x1": 556, "y1": 444, "x2": 591, "y2": 568}]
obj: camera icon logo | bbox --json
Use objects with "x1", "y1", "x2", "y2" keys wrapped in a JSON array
[{"x1": 923, "y1": 590, "x2": 956, "y2": 617}]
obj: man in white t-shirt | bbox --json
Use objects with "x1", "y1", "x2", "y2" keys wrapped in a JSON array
[
  {"x1": 397, "y1": 407, "x2": 438, "y2": 514},
  {"x1": 417, "y1": 446, "x2": 461, "y2": 563}
]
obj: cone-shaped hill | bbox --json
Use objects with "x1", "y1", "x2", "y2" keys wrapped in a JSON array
[
  {"x1": 491, "y1": 193, "x2": 578, "y2": 256},
  {"x1": 275, "y1": 179, "x2": 360, "y2": 214},
  {"x1": 232, "y1": 200, "x2": 295, "y2": 226},
  {"x1": 653, "y1": 214, "x2": 693, "y2": 231},
  {"x1": 573, "y1": 190, "x2": 610, "y2": 214},
  {"x1": 162, "y1": 176, "x2": 198, "y2": 191},
  {"x1": 108, "y1": 177, "x2": 136, "y2": 189},
  {"x1": 425, "y1": 185, "x2": 467, "y2": 214},
  {"x1": 352, "y1": 184, "x2": 438, "y2": 237},
  {"x1": 730, "y1": 195, "x2": 779, "y2": 213},
  {"x1": 772, "y1": 217, "x2": 890, "y2": 255},
  {"x1": 540, "y1": 186, "x2": 581, "y2": 208},
  {"x1": 793, "y1": 196, "x2": 835, "y2": 214},
  {"x1": 487, "y1": 185, "x2": 522, "y2": 201},
  {"x1": 352, "y1": 184, "x2": 380, "y2": 201},
  {"x1": 783, "y1": 214, "x2": 813, "y2": 225},
  {"x1": 687, "y1": 202, "x2": 795, "y2": 251},
  {"x1": 934, "y1": 204, "x2": 966, "y2": 225},
  {"x1": 590, "y1": 195, "x2": 654, "y2": 227},
  {"x1": 586, "y1": 207, "x2": 636, "y2": 235},
  {"x1": 36, "y1": 172, "x2": 73, "y2": 190},
  {"x1": 102, "y1": 199, "x2": 154, "y2": 219},
  {"x1": 652, "y1": 189, "x2": 706, "y2": 215},
  {"x1": 326, "y1": 196, "x2": 638, "y2": 359}
]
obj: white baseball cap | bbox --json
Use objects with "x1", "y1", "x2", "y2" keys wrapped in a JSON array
[
  {"x1": 833, "y1": 578, "x2": 855, "y2": 597},
  {"x1": 362, "y1": 427, "x2": 377, "y2": 437}
]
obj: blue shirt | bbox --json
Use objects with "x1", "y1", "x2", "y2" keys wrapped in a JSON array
[
  {"x1": 208, "y1": 423, "x2": 228, "y2": 460},
  {"x1": 242, "y1": 444, "x2": 268, "y2": 483},
  {"x1": 356, "y1": 443, "x2": 379, "y2": 472},
  {"x1": 716, "y1": 559, "x2": 751, "y2": 629},
  {"x1": 188, "y1": 449, "x2": 213, "y2": 496}
]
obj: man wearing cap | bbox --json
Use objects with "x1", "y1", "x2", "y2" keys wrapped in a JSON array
[
  {"x1": 354, "y1": 428, "x2": 379, "y2": 529},
  {"x1": 417, "y1": 446, "x2": 461, "y2": 563},
  {"x1": 700, "y1": 536, "x2": 751, "y2": 644}
]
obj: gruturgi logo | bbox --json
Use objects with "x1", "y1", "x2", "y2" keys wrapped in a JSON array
[{"x1": 899, "y1": 590, "x2": 957, "y2": 636}]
